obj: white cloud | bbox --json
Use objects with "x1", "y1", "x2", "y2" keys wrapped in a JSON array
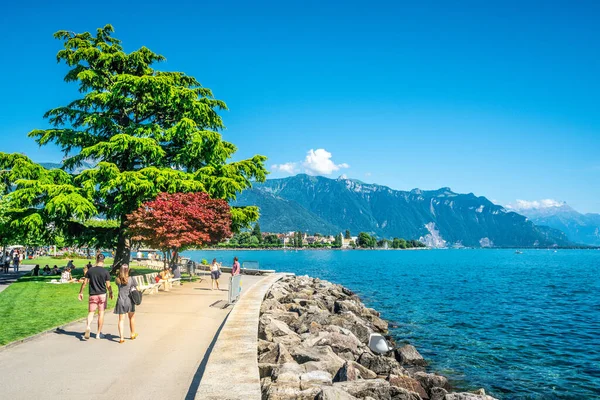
[
  {"x1": 271, "y1": 162, "x2": 298, "y2": 174},
  {"x1": 506, "y1": 199, "x2": 565, "y2": 211},
  {"x1": 303, "y1": 149, "x2": 349, "y2": 175},
  {"x1": 339, "y1": 174, "x2": 348, "y2": 179}
]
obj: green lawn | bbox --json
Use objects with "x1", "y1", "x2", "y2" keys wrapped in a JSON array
[
  {"x1": 21, "y1": 256, "x2": 116, "y2": 269},
  {"x1": 0, "y1": 264, "x2": 157, "y2": 346}
]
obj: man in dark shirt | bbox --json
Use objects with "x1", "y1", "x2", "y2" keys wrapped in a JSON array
[{"x1": 78, "y1": 253, "x2": 113, "y2": 339}]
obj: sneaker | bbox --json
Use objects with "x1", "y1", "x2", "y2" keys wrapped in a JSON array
[
  {"x1": 84, "y1": 328, "x2": 91, "y2": 340},
  {"x1": 96, "y1": 332, "x2": 104, "y2": 339}
]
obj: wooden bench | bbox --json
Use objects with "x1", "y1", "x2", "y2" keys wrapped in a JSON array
[{"x1": 144, "y1": 273, "x2": 163, "y2": 294}]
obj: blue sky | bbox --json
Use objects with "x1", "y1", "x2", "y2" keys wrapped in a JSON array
[{"x1": 1, "y1": 1, "x2": 599, "y2": 212}]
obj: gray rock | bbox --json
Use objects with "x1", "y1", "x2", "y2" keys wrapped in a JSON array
[
  {"x1": 304, "y1": 331, "x2": 362, "y2": 356},
  {"x1": 300, "y1": 370, "x2": 333, "y2": 390},
  {"x1": 334, "y1": 379, "x2": 391, "y2": 400},
  {"x1": 330, "y1": 312, "x2": 374, "y2": 344},
  {"x1": 318, "y1": 386, "x2": 359, "y2": 400},
  {"x1": 261, "y1": 298, "x2": 285, "y2": 314},
  {"x1": 293, "y1": 307, "x2": 332, "y2": 334},
  {"x1": 362, "y1": 307, "x2": 380, "y2": 317},
  {"x1": 259, "y1": 315, "x2": 300, "y2": 342},
  {"x1": 334, "y1": 360, "x2": 378, "y2": 381},
  {"x1": 271, "y1": 362, "x2": 305, "y2": 387},
  {"x1": 413, "y1": 372, "x2": 450, "y2": 393},
  {"x1": 259, "y1": 343, "x2": 295, "y2": 365},
  {"x1": 429, "y1": 387, "x2": 448, "y2": 400},
  {"x1": 291, "y1": 345, "x2": 346, "y2": 376},
  {"x1": 388, "y1": 374, "x2": 428, "y2": 399},
  {"x1": 259, "y1": 363, "x2": 277, "y2": 378},
  {"x1": 263, "y1": 310, "x2": 300, "y2": 326},
  {"x1": 358, "y1": 352, "x2": 405, "y2": 376},
  {"x1": 389, "y1": 385, "x2": 423, "y2": 400},
  {"x1": 265, "y1": 385, "x2": 322, "y2": 400},
  {"x1": 444, "y1": 393, "x2": 499, "y2": 400},
  {"x1": 362, "y1": 313, "x2": 389, "y2": 333},
  {"x1": 259, "y1": 339, "x2": 276, "y2": 355},
  {"x1": 334, "y1": 299, "x2": 363, "y2": 314},
  {"x1": 395, "y1": 345, "x2": 427, "y2": 367}
]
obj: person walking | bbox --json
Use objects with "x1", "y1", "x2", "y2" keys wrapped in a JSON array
[
  {"x1": 12, "y1": 251, "x2": 20, "y2": 272},
  {"x1": 231, "y1": 256, "x2": 241, "y2": 276},
  {"x1": 78, "y1": 253, "x2": 113, "y2": 340},
  {"x1": 114, "y1": 264, "x2": 138, "y2": 344},
  {"x1": 210, "y1": 258, "x2": 221, "y2": 290},
  {"x1": 3, "y1": 252, "x2": 9, "y2": 273}
]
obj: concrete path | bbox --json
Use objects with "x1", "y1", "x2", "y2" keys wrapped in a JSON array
[
  {"x1": 0, "y1": 272, "x2": 265, "y2": 400},
  {"x1": 196, "y1": 273, "x2": 287, "y2": 400},
  {"x1": 0, "y1": 265, "x2": 32, "y2": 293}
]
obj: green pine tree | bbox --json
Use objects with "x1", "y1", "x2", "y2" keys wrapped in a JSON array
[{"x1": 0, "y1": 25, "x2": 267, "y2": 268}]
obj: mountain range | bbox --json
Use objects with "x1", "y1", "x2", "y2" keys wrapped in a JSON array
[
  {"x1": 233, "y1": 174, "x2": 573, "y2": 248},
  {"x1": 512, "y1": 203, "x2": 600, "y2": 246}
]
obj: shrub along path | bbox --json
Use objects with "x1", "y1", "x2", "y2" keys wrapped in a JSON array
[{"x1": 0, "y1": 271, "x2": 266, "y2": 400}]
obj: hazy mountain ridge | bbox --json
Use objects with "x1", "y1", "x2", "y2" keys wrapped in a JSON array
[
  {"x1": 234, "y1": 174, "x2": 572, "y2": 247},
  {"x1": 516, "y1": 204, "x2": 600, "y2": 246}
]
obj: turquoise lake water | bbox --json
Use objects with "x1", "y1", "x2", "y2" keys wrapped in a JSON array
[{"x1": 183, "y1": 249, "x2": 600, "y2": 399}]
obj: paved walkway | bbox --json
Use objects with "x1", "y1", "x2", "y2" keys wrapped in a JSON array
[
  {"x1": 0, "y1": 265, "x2": 32, "y2": 293},
  {"x1": 0, "y1": 272, "x2": 266, "y2": 400}
]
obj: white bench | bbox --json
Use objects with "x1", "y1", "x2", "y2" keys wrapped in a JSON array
[{"x1": 133, "y1": 275, "x2": 156, "y2": 294}]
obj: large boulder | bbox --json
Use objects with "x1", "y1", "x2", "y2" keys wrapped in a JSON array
[
  {"x1": 259, "y1": 339, "x2": 276, "y2": 355},
  {"x1": 293, "y1": 307, "x2": 332, "y2": 334},
  {"x1": 395, "y1": 345, "x2": 427, "y2": 367},
  {"x1": 429, "y1": 387, "x2": 448, "y2": 400},
  {"x1": 259, "y1": 315, "x2": 298, "y2": 342},
  {"x1": 444, "y1": 393, "x2": 499, "y2": 400},
  {"x1": 265, "y1": 385, "x2": 322, "y2": 400},
  {"x1": 259, "y1": 363, "x2": 277, "y2": 378},
  {"x1": 361, "y1": 313, "x2": 389, "y2": 333},
  {"x1": 271, "y1": 362, "x2": 305, "y2": 387},
  {"x1": 263, "y1": 310, "x2": 300, "y2": 326},
  {"x1": 388, "y1": 374, "x2": 428, "y2": 399},
  {"x1": 413, "y1": 372, "x2": 450, "y2": 393},
  {"x1": 334, "y1": 360, "x2": 378, "y2": 381},
  {"x1": 330, "y1": 312, "x2": 374, "y2": 344},
  {"x1": 358, "y1": 352, "x2": 405, "y2": 376},
  {"x1": 299, "y1": 370, "x2": 333, "y2": 390},
  {"x1": 259, "y1": 343, "x2": 295, "y2": 365},
  {"x1": 303, "y1": 331, "x2": 362, "y2": 358},
  {"x1": 389, "y1": 385, "x2": 423, "y2": 400},
  {"x1": 291, "y1": 345, "x2": 346, "y2": 376},
  {"x1": 333, "y1": 379, "x2": 392, "y2": 400},
  {"x1": 318, "y1": 386, "x2": 359, "y2": 400},
  {"x1": 334, "y1": 299, "x2": 363, "y2": 315},
  {"x1": 261, "y1": 298, "x2": 285, "y2": 314}
]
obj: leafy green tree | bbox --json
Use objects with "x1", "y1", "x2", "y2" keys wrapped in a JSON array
[
  {"x1": 333, "y1": 233, "x2": 343, "y2": 248},
  {"x1": 0, "y1": 25, "x2": 267, "y2": 266},
  {"x1": 345, "y1": 230, "x2": 351, "y2": 239},
  {"x1": 357, "y1": 232, "x2": 377, "y2": 248},
  {"x1": 263, "y1": 234, "x2": 281, "y2": 245},
  {"x1": 252, "y1": 223, "x2": 262, "y2": 243}
]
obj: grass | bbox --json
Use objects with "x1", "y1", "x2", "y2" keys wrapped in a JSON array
[
  {"x1": 0, "y1": 264, "x2": 157, "y2": 346},
  {"x1": 21, "y1": 256, "x2": 115, "y2": 269}
]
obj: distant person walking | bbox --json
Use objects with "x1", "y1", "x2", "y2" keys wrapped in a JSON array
[
  {"x1": 231, "y1": 257, "x2": 241, "y2": 276},
  {"x1": 3, "y1": 252, "x2": 9, "y2": 273},
  {"x1": 78, "y1": 253, "x2": 113, "y2": 340},
  {"x1": 114, "y1": 264, "x2": 138, "y2": 344},
  {"x1": 210, "y1": 258, "x2": 221, "y2": 290},
  {"x1": 12, "y1": 251, "x2": 20, "y2": 272}
]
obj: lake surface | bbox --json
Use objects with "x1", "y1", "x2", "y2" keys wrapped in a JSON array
[{"x1": 183, "y1": 249, "x2": 600, "y2": 399}]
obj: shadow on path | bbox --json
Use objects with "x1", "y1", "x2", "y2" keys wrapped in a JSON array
[
  {"x1": 184, "y1": 314, "x2": 230, "y2": 400},
  {"x1": 54, "y1": 328, "x2": 119, "y2": 343}
]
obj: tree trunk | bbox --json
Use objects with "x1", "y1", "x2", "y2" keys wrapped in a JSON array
[{"x1": 112, "y1": 228, "x2": 130, "y2": 274}]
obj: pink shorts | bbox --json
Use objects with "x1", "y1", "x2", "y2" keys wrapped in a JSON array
[{"x1": 89, "y1": 294, "x2": 107, "y2": 312}]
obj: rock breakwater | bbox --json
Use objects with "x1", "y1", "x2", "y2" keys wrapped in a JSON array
[{"x1": 258, "y1": 275, "x2": 498, "y2": 400}]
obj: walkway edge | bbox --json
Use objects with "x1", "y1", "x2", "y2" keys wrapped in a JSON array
[{"x1": 196, "y1": 273, "x2": 289, "y2": 400}]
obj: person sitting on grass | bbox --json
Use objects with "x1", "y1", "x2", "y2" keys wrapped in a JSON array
[
  {"x1": 52, "y1": 265, "x2": 60, "y2": 275},
  {"x1": 32, "y1": 264, "x2": 40, "y2": 276},
  {"x1": 42, "y1": 265, "x2": 51, "y2": 275},
  {"x1": 60, "y1": 267, "x2": 77, "y2": 283}
]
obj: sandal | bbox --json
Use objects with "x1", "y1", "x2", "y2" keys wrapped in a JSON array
[
  {"x1": 119, "y1": 339, "x2": 125, "y2": 344},
  {"x1": 131, "y1": 333, "x2": 138, "y2": 340}
]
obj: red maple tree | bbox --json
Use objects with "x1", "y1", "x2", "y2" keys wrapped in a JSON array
[{"x1": 127, "y1": 192, "x2": 232, "y2": 266}]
